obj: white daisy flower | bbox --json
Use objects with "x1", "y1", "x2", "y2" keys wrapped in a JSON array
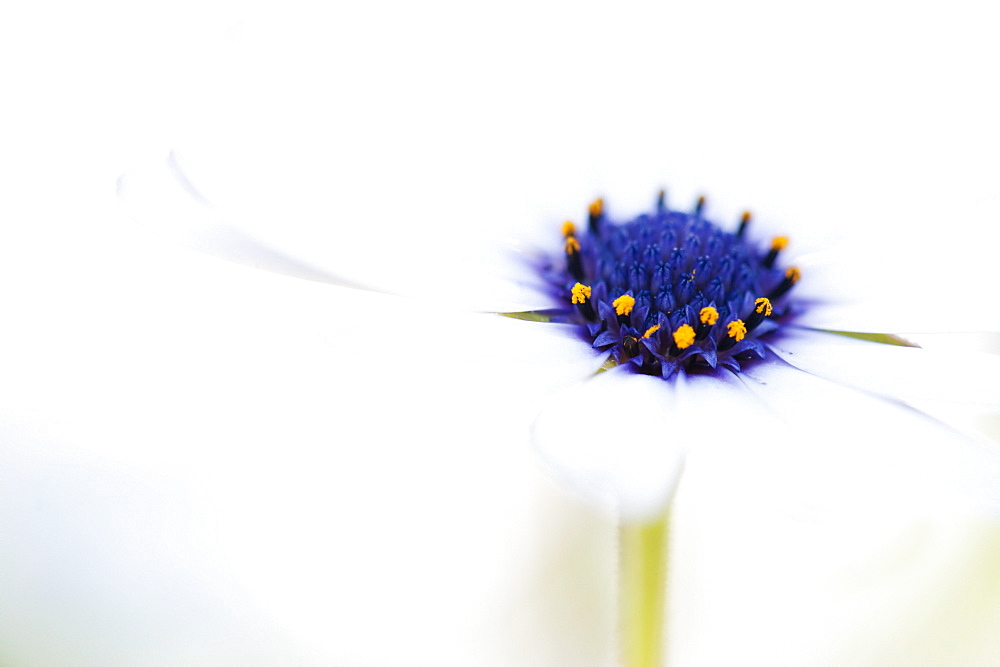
[
  {"x1": 111, "y1": 150, "x2": 1000, "y2": 665},
  {"x1": 120, "y1": 153, "x2": 1000, "y2": 524},
  {"x1": 4, "y1": 0, "x2": 1000, "y2": 664}
]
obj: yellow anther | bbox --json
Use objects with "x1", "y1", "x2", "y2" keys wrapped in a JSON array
[
  {"x1": 771, "y1": 236, "x2": 789, "y2": 251},
  {"x1": 561, "y1": 221, "x2": 576, "y2": 237},
  {"x1": 785, "y1": 266, "x2": 801, "y2": 283},
  {"x1": 643, "y1": 323, "x2": 661, "y2": 339},
  {"x1": 612, "y1": 294, "x2": 636, "y2": 316},
  {"x1": 571, "y1": 282, "x2": 592, "y2": 304},
  {"x1": 754, "y1": 297, "x2": 773, "y2": 316},
  {"x1": 564, "y1": 236, "x2": 580, "y2": 254},
  {"x1": 741, "y1": 211, "x2": 752, "y2": 224},
  {"x1": 588, "y1": 198, "x2": 604, "y2": 218},
  {"x1": 673, "y1": 324, "x2": 696, "y2": 350},
  {"x1": 699, "y1": 306, "x2": 719, "y2": 325},
  {"x1": 727, "y1": 320, "x2": 747, "y2": 342}
]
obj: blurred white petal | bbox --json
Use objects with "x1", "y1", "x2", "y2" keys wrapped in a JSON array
[
  {"x1": 787, "y1": 246, "x2": 1000, "y2": 334},
  {"x1": 533, "y1": 368, "x2": 691, "y2": 521},
  {"x1": 772, "y1": 328, "x2": 1000, "y2": 410},
  {"x1": 668, "y1": 365, "x2": 1000, "y2": 664},
  {"x1": 536, "y1": 352, "x2": 1000, "y2": 524},
  {"x1": 0, "y1": 221, "x2": 617, "y2": 664},
  {"x1": 119, "y1": 152, "x2": 556, "y2": 313},
  {"x1": 116, "y1": 152, "x2": 375, "y2": 290},
  {"x1": 731, "y1": 359, "x2": 1000, "y2": 519},
  {"x1": 669, "y1": 504, "x2": 1000, "y2": 665}
]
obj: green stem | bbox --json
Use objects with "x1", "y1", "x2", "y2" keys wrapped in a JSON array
[{"x1": 620, "y1": 508, "x2": 670, "y2": 667}]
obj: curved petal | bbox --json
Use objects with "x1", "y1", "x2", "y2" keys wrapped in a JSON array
[
  {"x1": 669, "y1": 368, "x2": 1000, "y2": 665},
  {"x1": 669, "y1": 494, "x2": 1000, "y2": 664},
  {"x1": 532, "y1": 366, "x2": 760, "y2": 521},
  {"x1": 769, "y1": 328, "x2": 1000, "y2": 411},
  {"x1": 786, "y1": 242, "x2": 1000, "y2": 334},
  {"x1": 117, "y1": 153, "x2": 376, "y2": 290},
  {"x1": 791, "y1": 295, "x2": 1000, "y2": 335},
  {"x1": 0, "y1": 237, "x2": 617, "y2": 663},
  {"x1": 725, "y1": 358, "x2": 1000, "y2": 519},
  {"x1": 120, "y1": 153, "x2": 556, "y2": 313},
  {"x1": 538, "y1": 349, "x2": 1000, "y2": 523}
]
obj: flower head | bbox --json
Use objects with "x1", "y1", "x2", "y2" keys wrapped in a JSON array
[
  {"x1": 529, "y1": 191, "x2": 1000, "y2": 522},
  {"x1": 550, "y1": 193, "x2": 798, "y2": 379}
]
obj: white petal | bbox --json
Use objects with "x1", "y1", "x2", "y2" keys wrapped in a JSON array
[
  {"x1": 532, "y1": 366, "x2": 760, "y2": 521},
  {"x1": 785, "y1": 242, "x2": 1000, "y2": 334},
  {"x1": 120, "y1": 153, "x2": 557, "y2": 312},
  {"x1": 667, "y1": 367, "x2": 1000, "y2": 662},
  {"x1": 769, "y1": 328, "x2": 1000, "y2": 410},
  {"x1": 670, "y1": 494, "x2": 1000, "y2": 664},
  {"x1": 791, "y1": 293, "x2": 1000, "y2": 335},
  {"x1": 0, "y1": 231, "x2": 617, "y2": 664},
  {"x1": 468, "y1": 316, "x2": 611, "y2": 391},
  {"x1": 117, "y1": 153, "x2": 374, "y2": 290},
  {"x1": 721, "y1": 359, "x2": 1000, "y2": 519}
]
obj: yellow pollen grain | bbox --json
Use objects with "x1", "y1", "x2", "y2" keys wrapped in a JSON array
[
  {"x1": 589, "y1": 198, "x2": 604, "y2": 218},
  {"x1": 565, "y1": 236, "x2": 580, "y2": 254},
  {"x1": 699, "y1": 306, "x2": 719, "y2": 325},
  {"x1": 786, "y1": 266, "x2": 801, "y2": 283},
  {"x1": 643, "y1": 323, "x2": 661, "y2": 339},
  {"x1": 571, "y1": 282, "x2": 591, "y2": 304},
  {"x1": 673, "y1": 324, "x2": 696, "y2": 350},
  {"x1": 727, "y1": 320, "x2": 747, "y2": 342},
  {"x1": 771, "y1": 236, "x2": 789, "y2": 251},
  {"x1": 613, "y1": 294, "x2": 636, "y2": 316},
  {"x1": 754, "y1": 297, "x2": 773, "y2": 316},
  {"x1": 561, "y1": 221, "x2": 576, "y2": 237}
]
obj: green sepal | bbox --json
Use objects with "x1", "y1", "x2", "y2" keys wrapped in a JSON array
[
  {"x1": 597, "y1": 356, "x2": 619, "y2": 373},
  {"x1": 498, "y1": 310, "x2": 557, "y2": 323},
  {"x1": 819, "y1": 329, "x2": 920, "y2": 348}
]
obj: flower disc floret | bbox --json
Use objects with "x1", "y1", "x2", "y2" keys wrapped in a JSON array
[{"x1": 549, "y1": 194, "x2": 800, "y2": 379}]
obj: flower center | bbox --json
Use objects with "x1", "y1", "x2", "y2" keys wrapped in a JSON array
[{"x1": 553, "y1": 192, "x2": 800, "y2": 379}]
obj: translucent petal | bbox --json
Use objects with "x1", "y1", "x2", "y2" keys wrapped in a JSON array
[
  {"x1": 723, "y1": 359, "x2": 1000, "y2": 519},
  {"x1": 0, "y1": 234, "x2": 617, "y2": 664},
  {"x1": 787, "y1": 244, "x2": 1000, "y2": 334},
  {"x1": 532, "y1": 367, "x2": 760, "y2": 521},
  {"x1": 669, "y1": 369, "x2": 1000, "y2": 666},
  {"x1": 770, "y1": 328, "x2": 1000, "y2": 410},
  {"x1": 119, "y1": 153, "x2": 555, "y2": 313},
  {"x1": 670, "y1": 494, "x2": 1000, "y2": 664},
  {"x1": 792, "y1": 295, "x2": 1000, "y2": 335},
  {"x1": 117, "y1": 153, "x2": 374, "y2": 290}
]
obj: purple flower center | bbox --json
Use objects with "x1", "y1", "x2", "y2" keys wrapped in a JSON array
[{"x1": 552, "y1": 193, "x2": 800, "y2": 379}]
